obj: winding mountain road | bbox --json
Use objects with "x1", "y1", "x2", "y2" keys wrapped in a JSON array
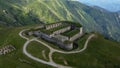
[{"x1": 19, "y1": 29, "x2": 95, "y2": 68}]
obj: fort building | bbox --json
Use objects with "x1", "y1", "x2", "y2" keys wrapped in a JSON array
[{"x1": 27, "y1": 21, "x2": 83, "y2": 50}]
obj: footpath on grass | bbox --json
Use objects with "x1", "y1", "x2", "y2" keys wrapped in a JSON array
[{"x1": 19, "y1": 29, "x2": 95, "y2": 68}]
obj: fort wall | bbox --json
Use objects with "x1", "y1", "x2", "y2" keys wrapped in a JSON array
[
  {"x1": 69, "y1": 27, "x2": 83, "y2": 41},
  {"x1": 53, "y1": 26, "x2": 71, "y2": 34},
  {"x1": 45, "y1": 23, "x2": 62, "y2": 30}
]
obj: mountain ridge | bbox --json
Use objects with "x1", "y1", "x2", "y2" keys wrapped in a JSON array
[{"x1": 0, "y1": 0, "x2": 120, "y2": 42}]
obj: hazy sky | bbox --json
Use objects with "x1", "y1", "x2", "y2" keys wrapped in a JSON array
[
  {"x1": 78, "y1": 0, "x2": 120, "y2": 3},
  {"x1": 77, "y1": 0, "x2": 120, "y2": 12}
]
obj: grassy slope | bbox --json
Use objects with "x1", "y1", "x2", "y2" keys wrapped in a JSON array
[
  {"x1": 76, "y1": 33, "x2": 91, "y2": 49},
  {"x1": 1, "y1": 0, "x2": 118, "y2": 42},
  {"x1": 0, "y1": 0, "x2": 42, "y2": 26},
  {"x1": 0, "y1": 25, "x2": 53, "y2": 68},
  {"x1": 0, "y1": 25, "x2": 120, "y2": 68},
  {"x1": 0, "y1": 0, "x2": 120, "y2": 41},
  {"x1": 53, "y1": 34, "x2": 120, "y2": 68},
  {"x1": 27, "y1": 41, "x2": 50, "y2": 61}
]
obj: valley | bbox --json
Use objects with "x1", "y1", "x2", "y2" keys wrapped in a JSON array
[
  {"x1": 0, "y1": 0, "x2": 120, "y2": 68},
  {"x1": 0, "y1": 23, "x2": 120, "y2": 68},
  {"x1": 0, "y1": 0, "x2": 120, "y2": 41}
]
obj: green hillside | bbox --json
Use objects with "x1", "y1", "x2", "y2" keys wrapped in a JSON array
[
  {"x1": 0, "y1": 25, "x2": 53, "y2": 68},
  {"x1": 0, "y1": 25, "x2": 120, "y2": 68},
  {"x1": 0, "y1": 0, "x2": 120, "y2": 67},
  {"x1": 0, "y1": 0, "x2": 120, "y2": 42},
  {"x1": 53, "y1": 33, "x2": 120, "y2": 68}
]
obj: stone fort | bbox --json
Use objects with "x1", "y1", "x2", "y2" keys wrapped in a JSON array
[{"x1": 27, "y1": 21, "x2": 83, "y2": 50}]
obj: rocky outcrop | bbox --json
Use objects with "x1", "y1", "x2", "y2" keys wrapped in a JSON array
[{"x1": 0, "y1": 45, "x2": 16, "y2": 55}]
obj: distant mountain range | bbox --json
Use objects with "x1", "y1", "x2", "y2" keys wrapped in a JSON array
[
  {"x1": 78, "y1": 0, "x2": 120, "y2": 12},
  {"x1": 0, "y1": 0, "x2": 120, "y2": 42},
  {"x1": 104, "y1": 3, "x2": 120, "y2": 12}
]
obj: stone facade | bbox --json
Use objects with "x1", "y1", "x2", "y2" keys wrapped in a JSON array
[
  {"x1": 28, "y1": 31, "x2": 33, "y2": 35},
  {"x1": 80, "y1": 27, "x2": 83, "y2": 35},
  {"x1": 29, "y1": 22, "x2": 83, "y2": 50},
  {"x1": 41, "y1": 34, "x2": 73, "y2": 50},
  {"x1": 53, "y1": 38, "x2": 73, "y2": 50},
  {"x1": 69, "y1": 27, "x2": 83, "y2": 41},
  {"x1": 53, "y1": 26, "x2": 71, "y2": 35},
  {"x1": 53, "y1": 35, "x2": 69, "y2": 42},
  {"x1": 69, "y1": 33, "x2": 82, "y2": 41},
  {"x1": 45, "y1": 23, "x2": 62, "y2": 30},
  {"x1": 33, "y1": 31, "x2": 73, "y2": 50}
]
